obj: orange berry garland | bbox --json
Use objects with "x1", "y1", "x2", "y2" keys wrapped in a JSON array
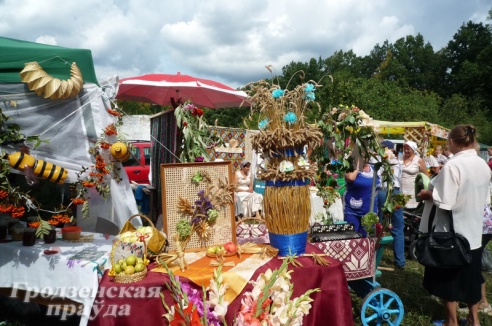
[
  {"x1": 11, "y1": 206, "x2": 25, "y2": 218},
  {"x1": 49, "y1": 214, "x2": 72, "y2": 225},
  {"x1": 107, "y1": 108, "x2": 122, "y2": 117},
  {"x1": 0, "y1": 190, "x2": 8, "y2": 199},
  {"x1": 104, "y1": 123, "x2": 117, "y2": 136},
  {"x1": 71, "y1": 198, "x2": 85, "y2": 205},
  {"x1": 28, "y1": 221, "x2": 40, "y2": 228},
  {"x1": 99, "y1": 142, "x2": 111, "y2": 149},
  {"x1": 0, "y1": 204, "x2": 13, "y2": 213}
]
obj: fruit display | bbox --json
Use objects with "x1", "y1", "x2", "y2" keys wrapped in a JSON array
[
  {"x1": 206, "y1": 241, "x2": 237, "y2": 257},
  {"x1": 119, "y1": 226, "x2": 154, "y2": 243},
  {"x1": 113, "y1": 254, "x2": 147, "y2": 276}
]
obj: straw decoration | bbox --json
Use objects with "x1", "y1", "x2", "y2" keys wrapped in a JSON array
[
  {"x1": 210, "y1": 259, "x2": 235, "y2": 267},
  {"x1": 19, "y1": 61, "x2": 83, "y2": 100},
  {"x1": 263, "y1": 186, "x2": 311, "y2": 234},
  {"x1": 237, "y1": 242, "x2": 279, "y2": 259},
  {"x1": 155, "y1": 234, "x2": 190, "y2": 272},
  {"x1": 279, "y1": 253, "x2": 329, "y2": 267}
]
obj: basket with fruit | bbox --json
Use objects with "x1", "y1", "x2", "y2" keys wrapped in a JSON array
[
  {"x1": 206, "y1": 241, "x2": 237, "y2": 258},
  {"x1": 109, "y1": 239, "x2": 149, "y2": 283},
  {"x1": 115, "y1": 214, "x2": 167, "y2": 257}
]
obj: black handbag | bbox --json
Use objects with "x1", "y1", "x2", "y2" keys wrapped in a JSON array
[
  {"x1": 415, "y1": 205, "x2": 472, "y2": 268},
  {"x1": 482, "y1": 248, "x2": 492, "y2": 271}
]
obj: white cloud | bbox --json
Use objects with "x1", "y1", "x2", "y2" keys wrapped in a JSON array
[{"x1": 0, "y1": 0, "x2": 490, "y2": 88}]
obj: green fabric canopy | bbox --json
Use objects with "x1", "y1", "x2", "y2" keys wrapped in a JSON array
[{"x1": 0, "y1": 36, "x2": 98, "y2": 84}]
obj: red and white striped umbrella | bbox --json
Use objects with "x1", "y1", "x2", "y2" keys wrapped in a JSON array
[{"x1": 116, "y1": 72, "x2": 249, "y2": 108}]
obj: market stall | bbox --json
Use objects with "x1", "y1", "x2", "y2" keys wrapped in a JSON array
[{"x1": 374, "y1": 120, "x2": 449, "y2": 156}]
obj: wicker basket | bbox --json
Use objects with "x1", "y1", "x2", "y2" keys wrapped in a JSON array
[
  {"x1": 117, "y1": 214, "x2": 167, "y2": 256},
  {"x1": 109, "y1": 239, "x2": 148, "y2": 284}
]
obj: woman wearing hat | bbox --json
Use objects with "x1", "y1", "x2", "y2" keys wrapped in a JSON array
[
  {"x1": 417, "y1": 125, "x2": 490, "y2": 326},
  {"x1": 234, "y1": 161, "x2": 263, "y2": 218},
  {"x1": 400, "y1": 141, "x2": 429, "y2": 211}
]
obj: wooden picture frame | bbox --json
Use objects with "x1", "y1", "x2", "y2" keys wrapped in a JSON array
[{"x1": 160, "y1": 161, "x2": 236, "y2": 252}]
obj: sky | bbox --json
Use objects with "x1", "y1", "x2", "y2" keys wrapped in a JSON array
[{"x1": 0, "y1": 0, "x2": 490, "y2": 89}]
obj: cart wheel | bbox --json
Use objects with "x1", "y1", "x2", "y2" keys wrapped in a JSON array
[
  {"x1": 360, "y1": 288, "x2": 404, "y2": 326},
  {"x1": 408, "y1": 239, "x2": 418, "y2": 260}
]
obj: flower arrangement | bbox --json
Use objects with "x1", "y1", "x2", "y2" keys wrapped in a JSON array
[
  {"x1": 169, "y1": 170, "x2": 235, "y2": 270},
  {"x1": 175, "y1": 101, "x2": 222, "y2": 163},
  {"x1": 312, "y1": 105, "x2": 402, "y2": 232},
  {"x1": 162, "y1": 263, "x2": 229, "y2": 326},
  {"x1": 176, "y1": 171, "x2": 234, "y2": 243},
  {"x1": 235, "y1": 258, "x2": 320, "y2": 326},
  {"x1": 161, "y1": 258, "x2": 319, "y2": 326}
]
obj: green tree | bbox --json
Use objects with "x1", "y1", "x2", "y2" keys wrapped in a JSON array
[{"x1": 441, "y1": 22, "x2": 492, "y2": 104}]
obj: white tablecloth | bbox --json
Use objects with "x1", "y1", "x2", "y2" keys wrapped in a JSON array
[
  {"x1": 310, "y1": 193, "x2": 344, "y2": 224},
  {"x1": 0, "y1": 231, "x2": 113, "y2": 326}
]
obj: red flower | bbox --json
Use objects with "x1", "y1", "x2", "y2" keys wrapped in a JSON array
[
  {"x1": 170, "y1": 304, "x2": 203, "y2": 326},
  {"x1": 191, "y1": 108, "x2": 204, "y2": 117}
]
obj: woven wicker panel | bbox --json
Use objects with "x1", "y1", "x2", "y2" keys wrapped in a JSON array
[
  {"x1": 160, "y1": 161, "x2": 236, "y2": 252},
  {"x1": 404, "y1": 127, "x2": 427, "y2": 155}
]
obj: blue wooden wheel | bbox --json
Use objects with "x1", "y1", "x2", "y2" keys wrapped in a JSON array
[{"x1": 361, "y1": 288, "x2": 404, "y2": 326}]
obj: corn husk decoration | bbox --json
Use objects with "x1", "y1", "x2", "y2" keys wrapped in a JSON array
[{"x1": 20, "y1": 61, "x2": 83, "y2": 100}]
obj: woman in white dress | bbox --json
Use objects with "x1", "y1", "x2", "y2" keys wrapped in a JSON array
[
  {"x1": 234, "y1": 161, "x2": 263, "y2": 217},
  {"x1": 400, "y1": 141, "x2": 429, "y2": 210}
]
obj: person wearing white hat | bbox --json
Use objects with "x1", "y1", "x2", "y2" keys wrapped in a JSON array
[{"x1": 400, "y1": 141, "x2": 429, "y2": 210}]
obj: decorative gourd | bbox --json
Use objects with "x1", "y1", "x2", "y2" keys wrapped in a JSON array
[
  {"x1": 110, "y1": 142, "x2": 130, "y2": 162},
  {"x1": 6, "y1": 152, "x2": 68, "y2": 184}
]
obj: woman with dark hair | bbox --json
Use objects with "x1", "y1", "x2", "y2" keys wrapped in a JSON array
[
  {"x1": 234, "y1": 161, "x2": 263, "y2": 218},
  {"x1": 417, "y1": 125, "x2": 491, "y2": 326}
]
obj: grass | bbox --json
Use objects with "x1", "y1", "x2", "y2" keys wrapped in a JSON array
[{"x1": 350, "y1": 243, "x2": 492, "y2": 326}]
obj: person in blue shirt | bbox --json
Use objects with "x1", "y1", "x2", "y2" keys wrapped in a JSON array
[{"x1": 344, "y1": 159, "x2": 380, "y2": 237}]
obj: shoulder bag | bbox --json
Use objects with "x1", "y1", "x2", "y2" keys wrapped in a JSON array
[{"x1": 415, "y1": 205, "x2": 472, "y2": 268}]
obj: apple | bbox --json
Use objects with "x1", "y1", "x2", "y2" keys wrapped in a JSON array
[
  {"x1": 114, "y1": 264, "x2": 122, "y2": 274},
  {"x1": 224, "y1": 242, "x2": 237, "y2": 253},
  {"x1": 134, "y1": 263, "x2": 145, "y2": 273},
  {"x1": 216, "y1": 246, "x2": 226, "y2": 255},
  {"x1": 126, "y1": 255, "x2": 137, "y2": 266},
  {"x1": 207, "y1": 247, "x2": 217, "y2": 255},
  {"x1": 124, "y1": 266, "x2": 135, "y2": 275}
]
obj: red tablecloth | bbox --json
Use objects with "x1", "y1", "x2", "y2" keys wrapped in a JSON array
[{"x1": 89, "y1": 243, "x2": 354, "y2": 326}]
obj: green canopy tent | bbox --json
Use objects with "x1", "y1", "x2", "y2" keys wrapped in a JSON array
[{"x1": 0, "y1": 36, "x2": 98, "y2": 85}]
